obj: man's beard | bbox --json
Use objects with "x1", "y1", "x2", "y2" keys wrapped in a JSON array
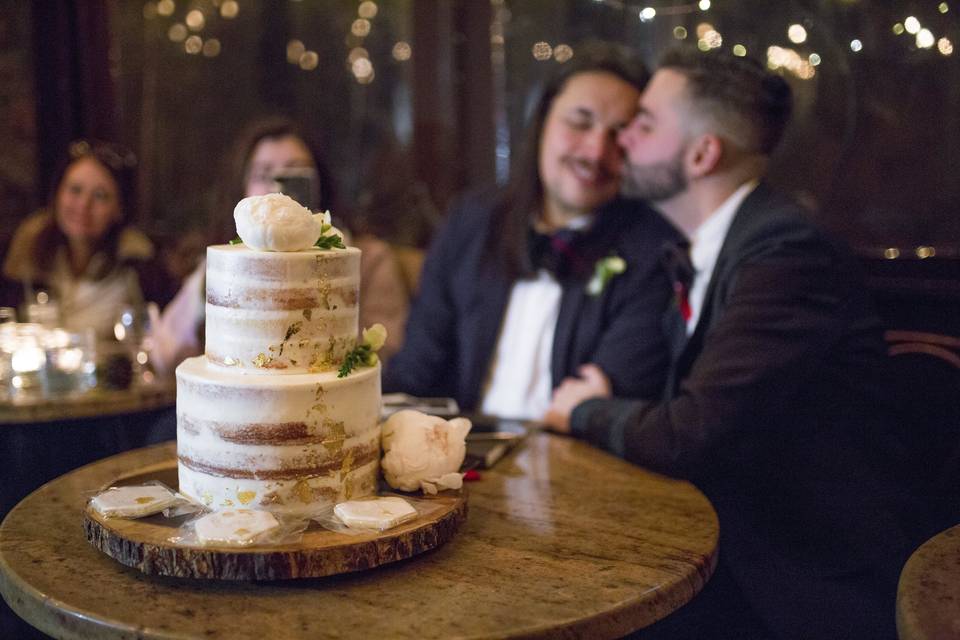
[{"x1": 621, "y1": 148, "x2": 687, "y2": 203}]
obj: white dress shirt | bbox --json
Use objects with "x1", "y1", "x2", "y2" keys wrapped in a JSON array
[
  {"x1": 686, "y1": 179, "x2": 759, "y2": 334},
  {"x1": 481, "y1": 215, "x2": 592, "y2": 420}
]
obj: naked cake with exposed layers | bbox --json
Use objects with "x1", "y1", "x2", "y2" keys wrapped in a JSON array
[{"x1": 175, "y1": 194, "x2": 382, "y2": 516}]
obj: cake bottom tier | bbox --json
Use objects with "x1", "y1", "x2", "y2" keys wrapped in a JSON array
[{"x1": 175, "y1": 356, "x2": 381, "y2": 516}]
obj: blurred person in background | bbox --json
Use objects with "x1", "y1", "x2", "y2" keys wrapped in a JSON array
[
  {"x1": 0, "y1": 139, "x2": 175, "y2": 338},
  {"x1": 152, "y1": 116, "x2": 408, "y2": 373},
  {"x1": 383, "y1": 44, "x2": 680, "y2": 420}
]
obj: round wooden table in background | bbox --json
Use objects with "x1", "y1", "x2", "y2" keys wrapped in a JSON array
[
  {"x1": 0, "y1": 432, "x2": 719, "y2": 640},
  {"x1": 896, "y1": 523, "x2": 960, "y2": 640}
]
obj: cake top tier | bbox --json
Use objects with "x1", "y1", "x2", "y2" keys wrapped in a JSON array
[{"x1": 204, "y1": 244, "x2": 361, "y2": 374}]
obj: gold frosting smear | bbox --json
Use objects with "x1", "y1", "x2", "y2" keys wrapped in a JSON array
[
  {"x1": 341, "y1": 449, "x2": 355, "y2": 476},
  {"x1": 135, "y1": 497, "x2": 155, "y2": 504},
  {"x1": 293, "y1": 479, "x2": 313, "y2": 504},
  {"x1": 237, "y1": 491, "x2": 257, "y2": 505}
]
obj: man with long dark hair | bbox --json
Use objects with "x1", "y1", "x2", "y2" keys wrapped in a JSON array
[{"x1": 384, "y1": 44, "x2": 680, "y2": 419}]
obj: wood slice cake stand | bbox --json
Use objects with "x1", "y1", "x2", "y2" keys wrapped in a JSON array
[{"x1": 83, "y1": 460, "x2": 467, "y2": 581}]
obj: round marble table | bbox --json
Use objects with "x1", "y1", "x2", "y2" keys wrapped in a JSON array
[
  {"x1": 896, "y1": 523, "x2": 960, "y2": 640},
  {"x1": 0, "y1": 433, "x2": 719, "y2": 640}
]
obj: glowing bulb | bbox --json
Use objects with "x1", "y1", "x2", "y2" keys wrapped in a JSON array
[
  {"x1": 939, "y1": 2, "x2": 949, "y2": 13},
  {"x1": 287, "y1": 39, "x2": 305, "y2": 64},
  {"x1": 220, "y1": 0, "x2": 238, "y2": 19},
  {"x1": 639, "y1": 7, "x2": 656, "y2": 21},
  {"x1": 673, "y1": 26, "x2": 688, "y2": 40},
  {"x1": 893, "y1": 23, "x2": 905, "y2": 35},
  {"x1": 392, "y1": 41, "x2": 412, "y2": 61},
  {"x1": 808, "y1": 53, "x2": 821, "y2": 66},
  {"x1": 202, "y1": 38, "x2": 221, "y2": 57},
  {"x1": 916, "y1": 28, "x2": 935, "y2": 49},
  {"x1": 904, "y1": 16, "x2": 920, "y2": 34},
  {"x1": 184, "y1": 35, "x2": 202, "y2": 55},
  {"x1": 299, "y1": 51, "x2": 319, "y2": 70},
  {"x1": 732, "y1": 44, "x2": 747, "y2": 57},
  {"x1": 704, "y1": 29, "x2": 722, "y2": 48},
  {"x1": 938, "y1": 37, "x2": 953, "y2": 55},
  {"x1": 358, "y1": 1, "x2": 378, "y2": 19},
  {"x1": 351, "y1": 18, "x2": 371, "y2": 37},
  {"x1": 788, "y1": 24, "x2": 807, "y2": 44},
  {"x1": 186, "y1": 9, "x2": 205, "y2": 31},
  {"x1": 696, "y1": 22, "x2": 714, "y2": 38},
  {"x1": 532, "y1": 42, "x2": 553, "y2": 60},
  {"x1": 157, "y1": 0, "x2": 175, "y2": 17},
  {"x1": 167, "y1": 23, "x2": 187, "y2": 43},
  {"x1": 553, "y1": 44, "x2": 574, "y2": 62},
  {"x1": 850, "y1": 39, "x2": 863, "y2": 52},
  {"x1": 699, "y1": 0, "x2": 711, "y2": 9}
]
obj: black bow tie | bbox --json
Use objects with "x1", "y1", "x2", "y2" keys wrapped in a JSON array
[{"x1": 528, "y1": 227, "x2": 586, "y2": 278}]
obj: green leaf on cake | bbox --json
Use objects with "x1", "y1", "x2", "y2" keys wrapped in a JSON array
[{"x1": 337, "y1": 323, "x2": 387, "y2": 378}]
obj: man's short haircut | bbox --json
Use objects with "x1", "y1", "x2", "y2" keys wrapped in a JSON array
[{"x1": 658, "y1": 47, "x2": 793, "y2": 155}]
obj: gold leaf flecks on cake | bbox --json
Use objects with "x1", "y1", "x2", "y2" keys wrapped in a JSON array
[
  {"x1": 135, "y1": 497, "x2": 155, "y2": 504},
  {"x1": 284, "y1": 321, "x2": 303, "y2": 342},
  {"x1": 222, "y1": 499, "x2": 235, "y2": 507},
  {"x1": 322, "y1": 438, "x2": 343, "y2": 456},
  {"x1": 252, "y1": 353, "x2": 273, "y2": 368},
  {"x1": 319, "y1": 281, "x2": 332, "y2": 310},
  {"x1": 324, "y1": 418, "x2": 347, "y2": 441},
  {"x1": 237, "y1": 491, "x2": 256, "y2": 505},
  {"x1": 202, "y1": 492, "x2": 213, "y2": 506}
]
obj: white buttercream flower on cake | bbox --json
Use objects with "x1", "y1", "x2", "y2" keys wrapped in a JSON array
[
  {"x1": 381, "y1": 410, "x2": 472, "y2": 494},
  {"x1": 233, "y1": 193, "x2": 343, "y2": 251}
]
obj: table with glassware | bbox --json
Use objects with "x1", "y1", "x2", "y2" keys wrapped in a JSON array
[
  {"x1": 1, "y1": 319, "x2": 176, "y2": 520},
  {"x1": 0, "y1": 430, "x2": 720, "y2": 639}
]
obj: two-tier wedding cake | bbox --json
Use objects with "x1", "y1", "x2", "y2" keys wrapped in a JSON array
[{"x1": 175, "y1": 194, "x2": 381, "y2": 516}]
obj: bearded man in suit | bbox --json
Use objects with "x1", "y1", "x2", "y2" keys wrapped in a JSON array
[{"x1": 545, "y1": 48, "x2": 917, "y2": 639}]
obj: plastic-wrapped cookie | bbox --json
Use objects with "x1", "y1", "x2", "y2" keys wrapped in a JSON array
[
  {"x1": 334, "y1": 497, "x2": 417, "y2": 530},
  {"x1": 194, "y1": 509, "x2": 280, "y2": 546},
  {"x1": 90, "y1": 485, "x2": 181, "y2": 518}
]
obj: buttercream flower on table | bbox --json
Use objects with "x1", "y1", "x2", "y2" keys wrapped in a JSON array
[
  {"x1": 381, "y1": 410, "x2": 472, "y2": 494},
  {"x1": 338, "y1": 323, "x2": 388, "y2": 377},
  {"x1": 586, "y1": 254, "x2": 626, "y2": 296},
  {"x1": 231, "y1": 193, "x2": 344, "y2": 251}
]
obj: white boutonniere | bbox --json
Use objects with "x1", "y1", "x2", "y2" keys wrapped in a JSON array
[{"x1": 586, "y1": 254, "x2": 626, "y2": 296}]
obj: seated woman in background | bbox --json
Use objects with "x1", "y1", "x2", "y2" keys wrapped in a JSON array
[
  {"x1": 153, "y1": 116, "x2": 409, "y2": 372},
  {"x1": 383, "y1": 44, "x2": 680, "y2": 420},
  {"x1": 0, "y1": 139, "x2": 174, "y2": 339}
]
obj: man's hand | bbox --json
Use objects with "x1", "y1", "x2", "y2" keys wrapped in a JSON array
[{"x1": 543, "y1": 364, "x2": 612, "y2": 433}]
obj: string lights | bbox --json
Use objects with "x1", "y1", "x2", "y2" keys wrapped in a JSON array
[{"x1": 555, "y1": 1, "x2": 956, "y2": 80}]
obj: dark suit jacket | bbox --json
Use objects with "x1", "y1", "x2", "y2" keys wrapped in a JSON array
[
  {"x1": 571, "y1": 184, "x2": 916, "y2": 639},
  {"x1": 383, "y1": 190, "x2": 680, "y2": 411}
]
